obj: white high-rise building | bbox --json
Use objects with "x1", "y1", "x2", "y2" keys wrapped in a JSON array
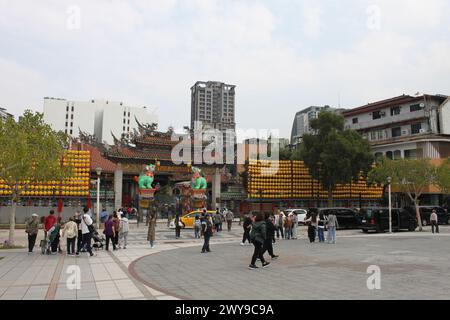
[{"x1": 43, "y1": 98, "x2": 158, "y2": 145}]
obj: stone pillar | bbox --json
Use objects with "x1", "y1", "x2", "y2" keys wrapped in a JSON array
[
  {"x1": 211, "y1": 167, "x2": 221, "y2": 210},
  {"x1": 114, "y1": 164, "x2": 123, "y2": 210}
]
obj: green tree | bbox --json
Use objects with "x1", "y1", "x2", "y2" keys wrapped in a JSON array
[
  {"x1": 436, "y1": 158, "x2": 450, "y2": 195},
  {"x1": 0, "y1": 111, "x2": 71, "y2": 246},
  {"x1": 368, "y1": 158, "x2": 436, "y2": 231},
  {"x1": 300, "y1": 111, "x2": 373, "y2": 207}
]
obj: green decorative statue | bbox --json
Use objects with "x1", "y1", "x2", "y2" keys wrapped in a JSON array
[
  {"x1": 138, "y1": 164, "x2": 155, "y2": 189},
  {"x1": 191, "y1": 166, "x2": 207, "y2": 189}
]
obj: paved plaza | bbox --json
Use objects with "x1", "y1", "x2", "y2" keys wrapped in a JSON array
[{"x1": 0, "y1": 224, "x2": 449, "y2": 300}]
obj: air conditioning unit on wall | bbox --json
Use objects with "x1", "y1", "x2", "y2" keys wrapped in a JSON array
[
  {"x1": 402, "y1": 129, "x2": 409, "y2": 135},
  {"x1": 419, "y1": 129, "x2": 426, "y2": 134}
]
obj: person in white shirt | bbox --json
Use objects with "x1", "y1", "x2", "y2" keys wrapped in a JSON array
[
  {"x1": 430, "y1": 210, "x2": 439, "y2": 234},
  {"x1": 119, "y1": 213, "x2": 130, "y2": 249},
  {"x1": 78, "y1": 207, "x2": 95, "y2": 257},
  {"x1": 62, "y1": 217, "x2": 78, "y2": 255}
]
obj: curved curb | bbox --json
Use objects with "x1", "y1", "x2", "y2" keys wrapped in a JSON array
[{"x1": 127, "y1": 239, "x2": 239, "y2": 300}]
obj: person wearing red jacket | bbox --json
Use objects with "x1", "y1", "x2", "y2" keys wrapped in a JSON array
[{"x1": 44, "y1": 210, "x2": 57, "y2": 237}]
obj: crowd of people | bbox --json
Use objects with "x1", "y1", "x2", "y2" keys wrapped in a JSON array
[{"x1": 24, "y1": 207, "x2": 131, "y2": 256}]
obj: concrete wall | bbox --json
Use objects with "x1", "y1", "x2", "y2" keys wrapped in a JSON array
[{"x1": 440, "y1": 98, "x2": 450, "y2": 135}]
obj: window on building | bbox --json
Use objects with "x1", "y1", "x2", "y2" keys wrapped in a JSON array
[
  {"x1": 404, "y1": 149, "x2": 418, "y2": 159},
  {"x1": 69, "y1": 130, "x2": 73, "y2": 135},
  {"x1": 410, "y1": 104, "x2": 421, "y2": 112},
  {"x1": 393, "y1": 150, "x2": 402, "y2": 160},
  {"x1": 128, "y1": 112, "x2": 130, "y2": 117},
  {"x1": 390, "y1": 106, "x2": 401, "y2": 116},
  {"x1": 71, "y1": 115, "x2": 73, "y2": 119},
  {"x1": 411, "y1": 123, "x2": 422, "y2": 134},
  {"x1": 352, "y1": 118, "x2": 358, "y2": 124},
  {"x1": 374, "y1": 152, "x2": 383, "y2": 159},
  {"x1": 66, "y1": 106, "x2": 69, "y2": 112},
  {"x1": 377, "y1": 131, "x2": 384, "y2": 140},
  {"x1": 386, "y1": 151, "x2": 393, "y2": 160},
  {"x1": 370, "y1": 132, "x2": 377, "y2": 140},
  {"x1": 123, "y1": 119, "x2": 126, "y2": 124},
  {"x1": 123, "y1": 126, "x2": 125, "y2": 131},
  {"x1": 123, "y1": 111, "x2": 126, "y2": 116},
  {"x1": 71, "y1": 106, "x2": 74, "y2": 112},
  {"x1": 372, "y1": 110, "x2": 382, "y2": 120},
  {"x1": 66, "y1": 114, "x2": 68, "y2": 119},
  {"x1": 65, "y1": 122, "x2": 68, "y2": 127},
  {"x1": 127, "y1": 127, "x2": 130, "y2": 131},
  {"x1": 391, "y1": 127, "x2": 401, "y2": 137},
  {"x1": 65, "y1": 129, "x2": 67, "y2": 134},
  {"x1": 127, "y1": 119, "x2": 130, "y2": 124}
]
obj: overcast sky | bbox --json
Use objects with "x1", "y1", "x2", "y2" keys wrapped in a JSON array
[{"x1": 1, "y1": 0, "x2": 449, "y2": 139}]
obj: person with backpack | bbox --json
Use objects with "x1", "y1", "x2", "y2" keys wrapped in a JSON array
[
  {"x1": 201, "y1": 213, "x2": 213, "y2": 253},
  {"x1": 262, "y1": 213, "x2": 279, "y2": 260},
  {"x1": 78, "y1": 207, "x2": 95, "y2": 257},
  {"x1": 226, "y1": 210, "x2": 234, "y2": 232},
  {"x1": 194, "y1": 214, "x2": 201, "y2": 239},
  {"x1": 248, "y1": 212, "x2": 270, "y2": 270},
  {"x1": 25, "y1": 213, "x2": 40, "y2": 253},
  {"x1": 119, "y1": 212, "x2": 130, "y2": 249},
  {"x1": 62, "y1": 217, "x2": 78, "y2": 255},
  {"x1": 241, "y1": 213, "x2": 252, "y2": 246},
  {"x1": 213, "y1": 210, "x2": 221, "y2": 232}
]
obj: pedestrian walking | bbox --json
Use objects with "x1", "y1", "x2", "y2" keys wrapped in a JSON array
[
  {"x1": 112, "y1": 211, "x2": 120, "y2": 247},
  {"x1": 48, "y1": 221, "x2": 61, "y2": 254},
  {"x1": 201, "y1": 213, "x2": 213, "y2": 253},
  {"x1": 194, "y1": 214, "x2": 201, "y2": 239},
  {"x1": 262, "y1": 213, "x2": 279, "y2": 259},
  {"x1": 317, "y1": 213, "x2": 326, "y2": 242},
  {"x1": 327, "y1": 212, "x2": 339, "y2": 244},
  {"x1": 62, "y1": 217, "x2": 78, "y2": 255},
  {"x1": 275, "y1": 211, "x2": 284, "y2": 239},
  {"x1": 305, "y1": 212, "x2": 318, "y2": 243},
  {"x1": 213, "y1": 210, "x2": 221, "y2": 232},
  {"x1": 147, "y1": 207, "x2": 157, "y2": 248},
  {"x1": 241, "y1": 213, "x2": 252, "y2": 246},
  {"x1": 119, "y1": 212, "x2": 130, "y2": 249},
  {"x1": 292, "y1": 212, "x2": 299, "y2": 239},
  {"x1": 74, "y1": 211, "x2": 83, "y2": 253},
  {"x1": 104, "y1": 215, "x2": 117, "y2": 251},
  {"x1": 226, "y1": 210, "x2": 234, "y2": 232},
  {"x1": 248, "y1": 212, "x2": 270, "y2": 270},
  {"x1": 175, "y1": 206, "x2": 183, "y2": 239},
  {"x1": 284, "y1": 214, "x2": 293, "y2": 240},
  {"x1": 25, "y1": 213, "x2": 39, "y2": 253},
  {"x1": 431, "y1": 209, "x2": 439, "y2": 234},
  {"x1": 78, "y1": 207, "x2": 95, "y2": 257}
]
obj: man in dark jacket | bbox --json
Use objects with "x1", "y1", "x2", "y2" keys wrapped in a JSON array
[
  {"x1": 248, "y1": 212, "x2": 270, "y2": 269},
  {"x1": 262, "y1": 213, "x2": 279, "y2": 259},
  {"x1": 201, "y1": 214, "x2": 213, "y2": 253},
  {"x1": 241, "y1": 213, "x2": 252, "y2": 246}
]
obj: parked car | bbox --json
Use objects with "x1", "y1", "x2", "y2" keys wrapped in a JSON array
[
  {"x1": 283, "y1": 209, "x2": 308, "y2": 225},
  {"x1": 169, "y1": 210, "x2": 216, "y2": 229},
  {"x1": 360, "y1": 207, "x2": 417, "y2": 233},
  {"x1": 309, "y1": 208, "x2": 361, "y2": 229},
  {"x1": 404, "y1": 206, "x2": 450, "y2": 226}
]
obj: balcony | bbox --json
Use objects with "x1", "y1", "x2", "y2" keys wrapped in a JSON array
[{"x1": 348, "y1": 110, "x2": 426, "y2": 131}]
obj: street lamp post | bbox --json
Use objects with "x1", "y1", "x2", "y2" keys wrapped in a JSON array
[
  {"x1": 96, "y1": 167, "x2": 102, "y2": 230},
  {"x1": 387, "y1": 176, "x2": 392, "y2": 234}
]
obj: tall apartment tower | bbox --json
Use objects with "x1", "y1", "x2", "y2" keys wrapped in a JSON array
[{"x1": 190, "y1": 81, "x2": 236, "y2": 132}]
